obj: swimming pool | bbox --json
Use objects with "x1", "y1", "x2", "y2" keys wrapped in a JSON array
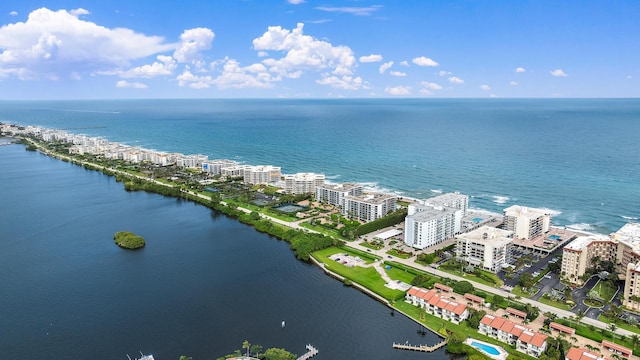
[
  {"x1": 470, "y1": 341, "x2": 500, "y2": 356},
  {"x1": 549, "y1": 235, "x2": 561, "y2": 240}
]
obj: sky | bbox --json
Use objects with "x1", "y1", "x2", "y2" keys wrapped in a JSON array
[{"x1": 0, "y1": 0, "x2": 638, "y2": 99}]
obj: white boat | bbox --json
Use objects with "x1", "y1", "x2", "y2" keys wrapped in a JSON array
[{"x1": 282, "y1": 320, "x2": 286, "y2": 328}]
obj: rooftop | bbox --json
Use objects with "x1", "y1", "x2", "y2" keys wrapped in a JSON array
[{"x1": 503, "y1": 205, "x2": 551, "y2": 220}]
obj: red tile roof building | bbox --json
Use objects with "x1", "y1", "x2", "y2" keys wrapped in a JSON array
[
  {"x1": 464, "y1": 293, "x2": 485, "y2": 304},
  {"x1": 550, "y1": 322, "x2": 576, "y2": 336},
  {"x1": 565, "y1": 347, "x2": 607, "y2": 360},
  {"x1": 601, "y1": 340, "x2": 632, "y2": 359},
  {"x1": 506, "y1": 307, "x2": 527, "y2": 319},
  {"x1": 434, "y1": 283, "x2": 453, "y2": 293},
  {"x1": 405, "y1": 286, "x2": 469, "y2": 324},
  {"x1": 479, "y1": 314, "x2": 548, "y2": 357}
]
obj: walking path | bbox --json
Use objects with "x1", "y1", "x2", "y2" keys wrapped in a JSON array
[{"x1": 296, "y1": 345, "x2": 318, "y2": 360}]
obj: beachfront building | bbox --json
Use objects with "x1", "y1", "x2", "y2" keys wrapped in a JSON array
[
  {"x1": 561, "y1": 234, "x2": 615, "y2": 284},
  {"x1": 502, "y1": 205, "x2": 552, "y2": 240},
  {"x1": 424, "y1": 192, "x2": 469, "y2": 215},
  {"x1": 342, "y1": 193, "x2": 397, "y2": 223},
  {"x1": 202, "y1": 159, "x2": 237, "y2": 175},
  {"x1": 455, "y1": 225, "x2": 513, "y2": 273},
  {"x1": 405, "y1": 287, "x2": 469, "y2": 324},
  {"x1": 479, "y1": 314, "x2": 548, "y2": 357},
  {"x1": 282, "y1": 173, "x2": 325, "y2": 194},
  {"x1": 404, "y1": 204, "x2": 461, "y2": 249},
  {"x1": 315, "y1": 183, "x2": 363, "y2": 208},
  {"x1": 560, "y1": 222, "x2": 640, "y2": 309},
  {"x1": 243, "y1": 165, "x2": 282, "y2": 185},
  {"x1": 177, "y1": 154, "x2": 209, "y2": 169},
  {"x1": 221, "y1": 165, "x2": 251, "y2": 178}
]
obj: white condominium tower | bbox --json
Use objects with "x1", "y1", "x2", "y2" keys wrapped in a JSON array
[
  {"x1": 283, "y1": 173, "x2": 325, "y2": 194},
  {"x1": 456, "y1": 225, "x2": 513, "y2": 273},
  {"x1": 342, "y1": 193, "x2": 397, "y2": 223},
  {"x1": 404, "y1": 193, "x2": 468, "y2": 250},
  {"x1": 243, "y1": 165, "x2": 282, "y2": 185},
  {"x1": 503, "y1": 205, "x2": 551, "y2": 240},
  {"x1": 315, "y1": 183, "x2": 363, "y2": 208}
]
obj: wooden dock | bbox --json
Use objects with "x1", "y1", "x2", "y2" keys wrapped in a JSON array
[
  {"x1": 296, "y1": 344, "x2": 318, "y2": 360},
  {"x1": 392, "y1": 340, "x2": 447, "y2": 352}
]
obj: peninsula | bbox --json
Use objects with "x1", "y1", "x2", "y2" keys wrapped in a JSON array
[{"x1": 3, "y1": 122, "x2": 640, "y2": 360}]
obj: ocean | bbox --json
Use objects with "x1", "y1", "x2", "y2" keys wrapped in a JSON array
[{"x1": 2, "y1": 98, "x2": 638, "y2": 234}]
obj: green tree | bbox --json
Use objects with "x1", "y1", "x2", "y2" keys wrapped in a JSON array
[
  {"x1": 452, "y1": 280, "x2": 474, "y2": 294},
  {"x1": 250, "y1": 344, "x2": 263, "y2": 358},
  {"x1": 517, "y1": 273, "x2": 534, "y2": 289},
  {"x1": 178, "y1": 356, "x2": 192, "y2": 360},
  {"x1": 264, "y1": 347, "x2": 296, "y2": 360}
]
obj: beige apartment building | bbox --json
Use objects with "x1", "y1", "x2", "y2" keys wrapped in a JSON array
[{"x1": 561, "y1": 223, "x2": 640, "y2": 310}]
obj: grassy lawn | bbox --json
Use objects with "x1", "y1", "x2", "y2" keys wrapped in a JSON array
[
  {"x1": 593, "y1": 280, "x2": 618, "y2": 302},
  {"x1": 312, "y1": 248, "x2": 403, "y2": 301},
  {"x1": 386, "y1": 249, "x2": 413, "y2": 259},
  {"x1": 360, "y1": 241, "x2": 383, "y2": 250},
  {"x1": 537, "y1": 295, "x2": 574, "y2": 311},
  {"x1": 511, "y1": 286, "x2": 536, "y2": 298},
  {"x1": 437, "y1": 266, "x2": 499, "y2": 288},
  {"x1": 298, "y1": 222, "x2": 345, "y2": 239},
  {"x1": 598, "y1": 314, "x2": 640, "y2": 335},
  {"x1": 384, "y1": 266, "x2": 417, "y2": 284}
]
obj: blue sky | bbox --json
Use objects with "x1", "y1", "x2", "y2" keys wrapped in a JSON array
[{"x1": 0, "y1": 0, "x2": 638, "y2": 99}]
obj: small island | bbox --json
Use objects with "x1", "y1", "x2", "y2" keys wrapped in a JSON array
[{"x1": 114, "y1": 231, "x2": 146, "y2": 249}]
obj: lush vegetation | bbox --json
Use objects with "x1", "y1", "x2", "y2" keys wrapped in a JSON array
[
  {"x1": 353, "y1": 208, "x2": 408, "y2": 237},
  {"x1": 113, "y1": 231, "x2": 145, "y2": 249},
  {"x1": 216, "y1": 340, "x2": 296, "y2": 360}
]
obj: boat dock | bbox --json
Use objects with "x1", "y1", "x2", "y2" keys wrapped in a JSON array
[
  {"x1": 296, "y1": 344, "x2": 318, "y2": 360},
  {"x1": 392, "y1": 339, "x2": 447, "y2": 352}
]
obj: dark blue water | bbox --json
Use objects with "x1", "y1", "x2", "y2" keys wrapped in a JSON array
[
  {"x1": 0, "y1": 145, "x2": 440, "y2": 359},
  {"x1": 1, "y1": 98, "x2": 638, "y2": 234}
]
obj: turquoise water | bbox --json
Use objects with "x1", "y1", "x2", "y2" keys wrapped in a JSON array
[
  {"x1": 471, "y1": 341, "x2": 501, "y2": 356},
  {"x1": 1, "y1": 98, "x2": 639, "y2": 234},
  {"x1": 549, "y1": 235, "x2": 561, "y2": 240}
]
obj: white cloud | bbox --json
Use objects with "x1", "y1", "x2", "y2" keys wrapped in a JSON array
[
  {"x1": 510, "y1": 81, "x2": 518, "y2": 86},
  {"x1": 627, "y1": 75, "x2": 633, "y2": 79},
  {"x1": 419, "y1": 89, "x2": 433, "y2": 95},
  {"x1": 0, "y1": 7, "x2": 176, "y2": 80},
  {"x1": 489, "y1": 94, "x2": 497, "y2": 98},
  {"x1": 359, "y1": 54, "x2": 382, "y2": 63},
  {"x1": 379, "y1": 61, "x2": 393, "y2": 74},
  {"x1": 315, "y1": 5, "x2": 383, "y2": 16},
  {"x1": 9, "y1": 11, "x2": 18, "y2": 16},
  {"x1": 176, "y1": 69, "x2": 214, "y2": 89},
  {"x1": 480, "y1": 84, "x2": 490, "y2": 91},
  {"x1": 385, "y1": 85, "x2": 410, "y2": 95},
  {"x1": 212, "y1": 58, "x2": 277, "y2": 89},
  {"x1": 515, "y1": 67, "x2": 526, "y2": 73},
  {"x1": 316, "y1": 74, "x2": 363, "y2": 90},
  {"x1": 119, "y1": 55, "x2": 176, "y2": 78},
  {"x1": 288, "y1": 0, "x2": 305, "y2": 4},
  {"x1": 412, "y1": 56, "x2": 439, "y2": 67},
  {"x1": 257, "y1": 51, "x2": 269, "y2": 58},
  {"x1": 438, "y1": 70, "x2": 451, "y2": 77},
  {"x1": 116, "y1": 80, "x2": 148, "y2": 89},
  {"x1": 420, "y1": 81, "x2": 442, "y2": 90},
  {"x1": 400, "y1": 61, "x2": 409, "y2": 67},
  {"x1": 550, "y1": 69, "x2": 568, "y2": 77},
  {"x1": 70, "y1": 8, "x2": 90, "y2": 16},
  {"x1": 173, "y1": 28, "x2": 215, "y2": 66},
  {"x1": 389, "y1": 70, "x2": 406, "y2": 77},
  {"x1": 448, "y1": 76, "x2": 464, "y2": 84},
  {"x1": 253, "y1": 23, "x2": 357, "y2": 78}
]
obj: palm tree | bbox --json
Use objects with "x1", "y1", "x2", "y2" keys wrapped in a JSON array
[
  {"x1": 630, "y1": 334, "x2": 640, "y2": 349},
  {"x1": 242, "y1": 340, "x2": 251, "y2": 357},
  {"x1": 251, "y1": 344, "x2": 263, "y2": 358},
  {"x1": 608, "y1": 324, "x2": 617, "y2": 341}
]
